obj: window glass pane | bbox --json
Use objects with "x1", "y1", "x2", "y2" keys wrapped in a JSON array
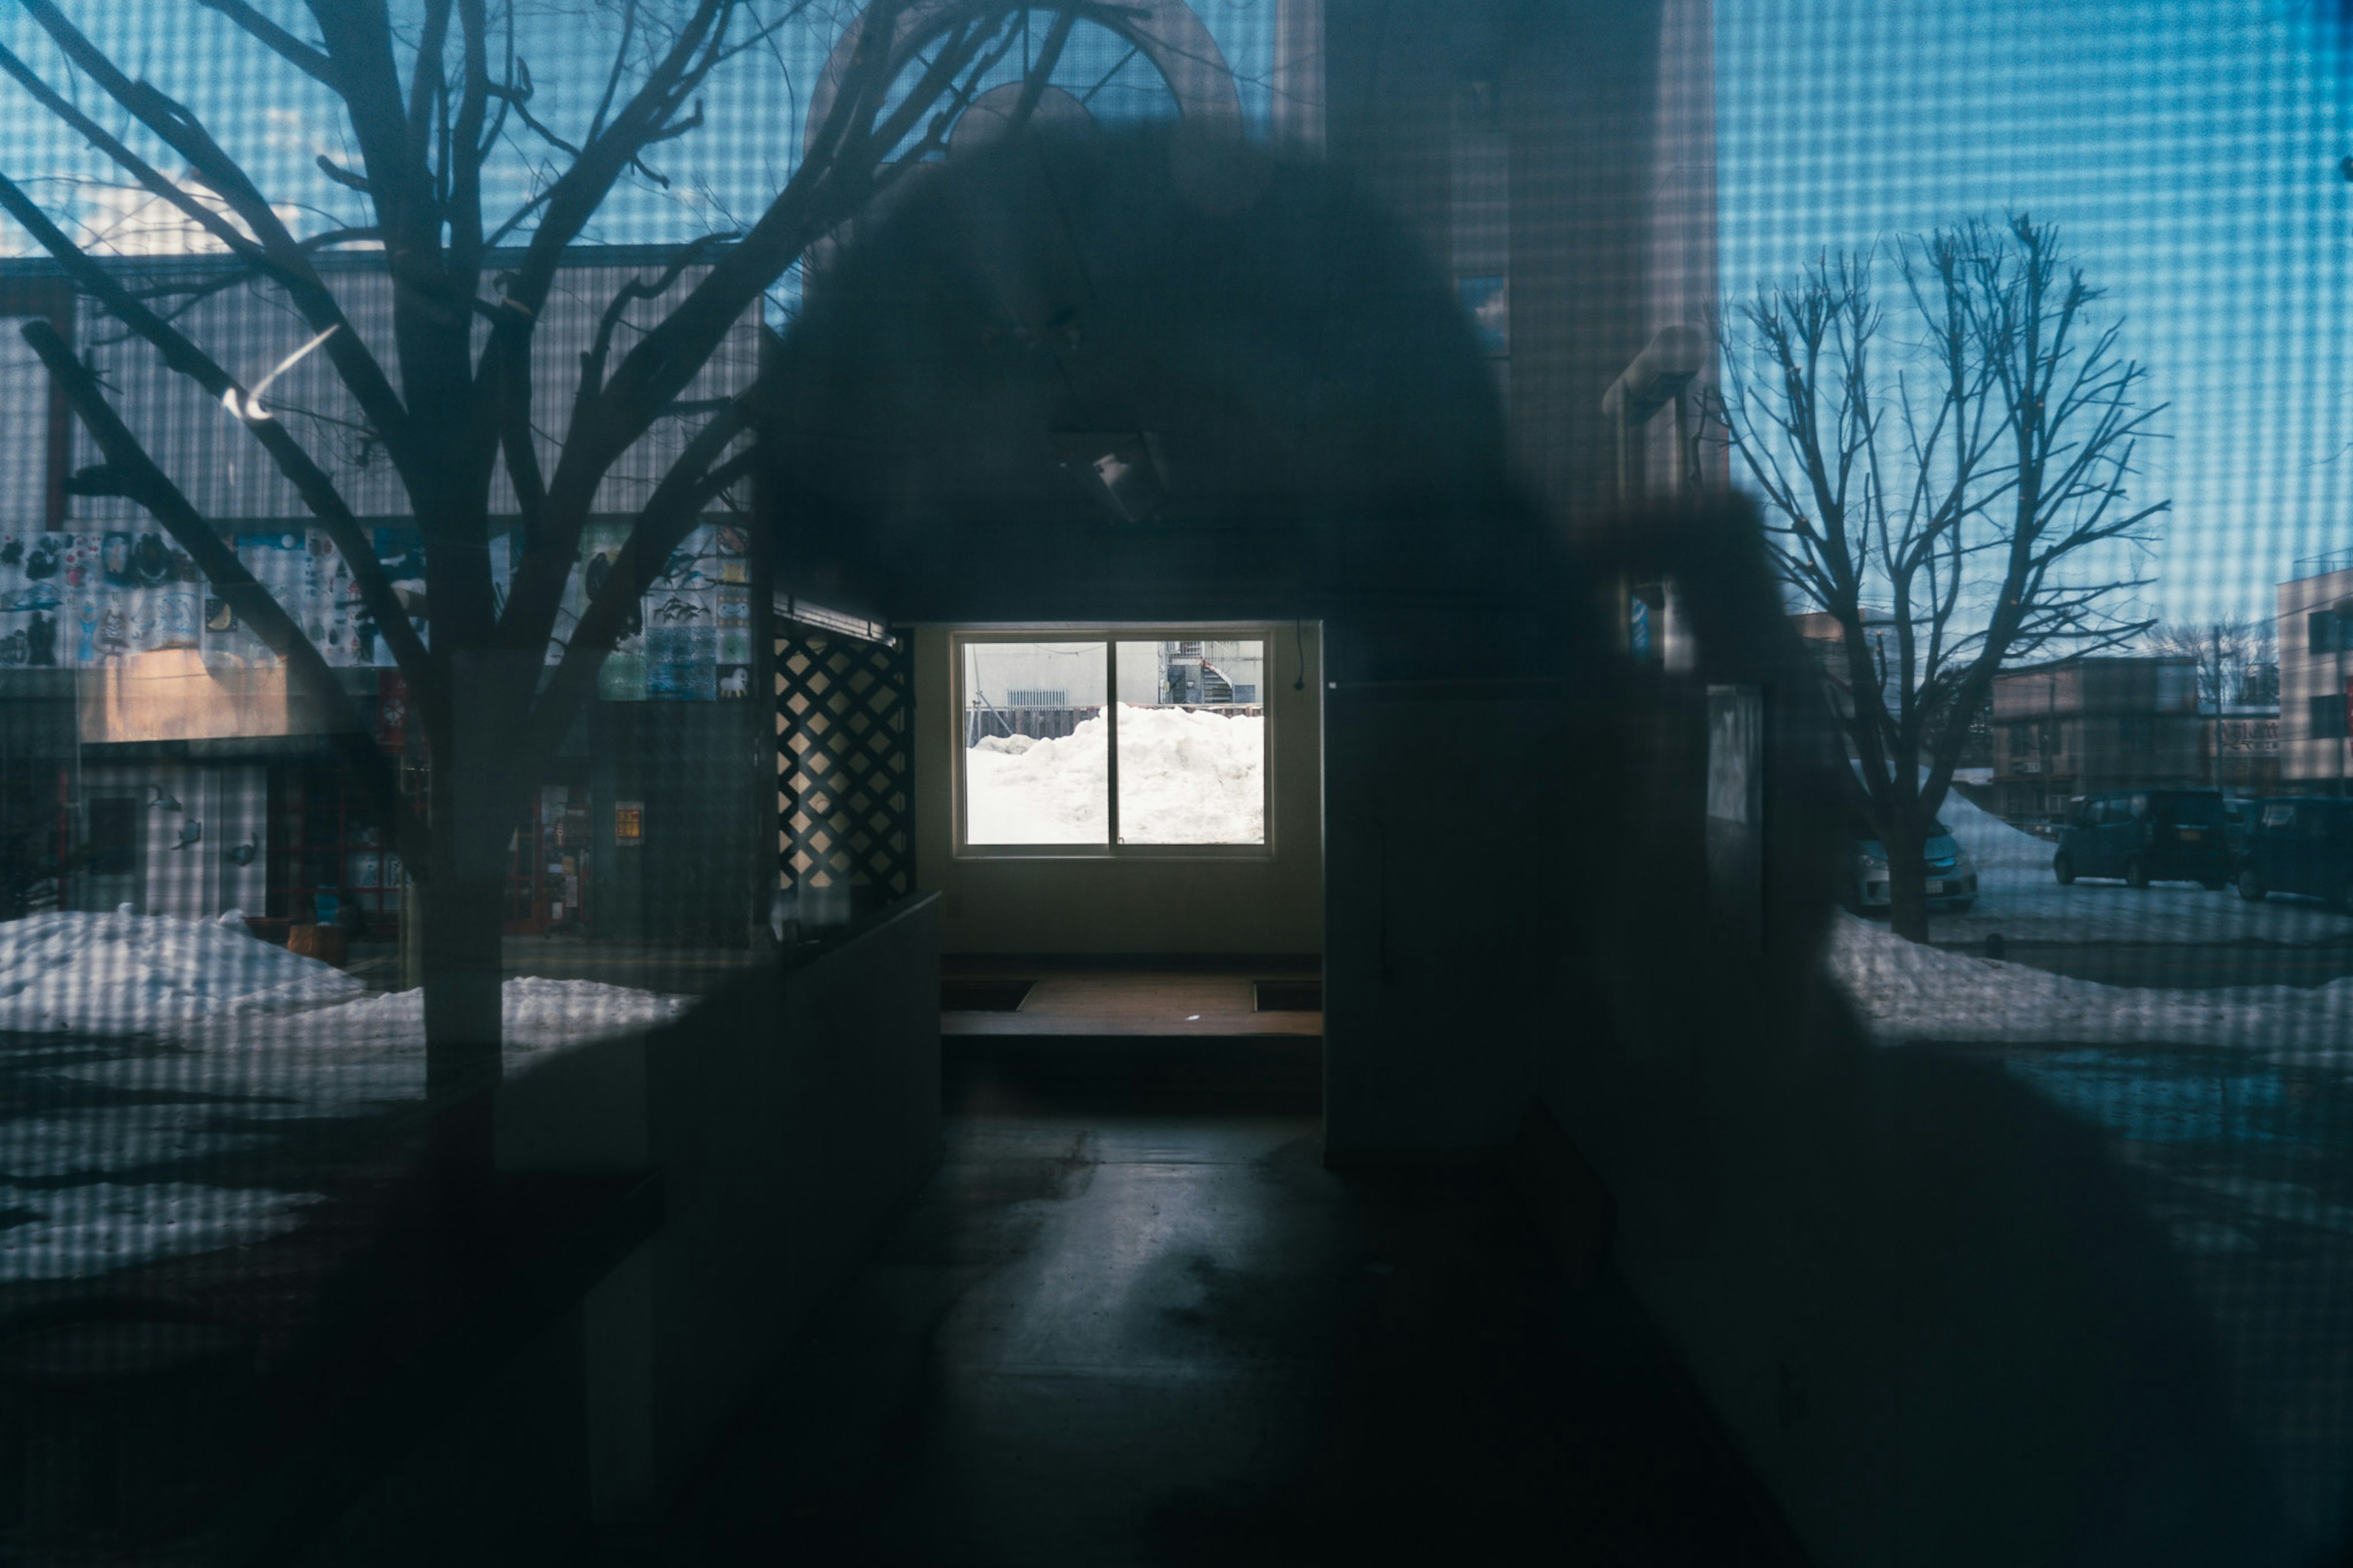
[
  {"x1": 961, "y1": 642, "x2": 1107, "y2": 844},
  {"x1": 1113, "y1": 640, "x2": 1266, "y2": 845}
]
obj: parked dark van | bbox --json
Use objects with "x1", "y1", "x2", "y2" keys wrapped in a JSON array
[
  {"x1": 2052, "y1": 789, "x2": 2231, "y2": 890},
  {"x1": 2222, "y1": 797, "x2": 2254, "y2": 855},
  {"x1": 2234, "y1": 797, "x2": 2353, "y2": 908}
]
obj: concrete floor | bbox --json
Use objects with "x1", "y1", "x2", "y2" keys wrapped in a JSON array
[{"x1": 647, "y1": 1110, "x2": 1795, "y2": 1566}]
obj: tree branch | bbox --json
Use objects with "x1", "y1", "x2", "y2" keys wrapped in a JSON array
[
  {"x1": 513, "y1": 441, "x2": 757, "y2": 776},
  {"x1": 194, "y1": 0, "x2": 339, "y2": 89},
  {"x1": 0, "y1": 176, "x2": 431, "y2": 687},
  {"x1": 22, "y1": 0, "x2": 422, "y2": 476},
  {"x1": 20, "y1": 319, "x2": 429, "y2": 866}
]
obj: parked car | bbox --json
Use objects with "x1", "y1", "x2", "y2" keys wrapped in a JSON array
[
  {"x1": 1843, "y1": 815, "x2": 1978, "y2": 914},
  {"x1": 2052, "y1": 789, "x2": 2231, "y2": 890},
  {"x1": 2234, "y1": 797, "x2": 2353, "y2": 908},
  {"x1": 2222, "y1": 798, "x2": 2254, "y2": 856}
]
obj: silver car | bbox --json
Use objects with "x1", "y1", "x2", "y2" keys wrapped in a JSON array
[{"x1": 1846, "y1": 815, "x2": 1979, "y2": 914}]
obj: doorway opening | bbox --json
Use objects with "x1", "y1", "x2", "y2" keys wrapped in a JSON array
[{"x1": 917, "y1": 622, "x2": 1324, "y2": 1104}]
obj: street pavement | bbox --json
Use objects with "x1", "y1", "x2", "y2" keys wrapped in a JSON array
[{"x1": 1928, "y1": 865, "x2": 2353, "y2": 951}]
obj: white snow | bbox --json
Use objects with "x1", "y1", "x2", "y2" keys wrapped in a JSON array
[
  {"x1": 179, "y1": 973, "x2": 686, "y2": 1057},
  {"x1": 964, "y1": 704, "x2": 1263, "y2": 845},
  {"x1": 1108, "y1": 705, "x2": 1265, "y2": 843},
  {"x1": 965, "y1": 719, "x2": 1108, "y2": 843},
  {"x1": 1825, "y1": 911, "x2": 2353, "y2": 1060},
  {"x1": 0, "y1": 911, "x2": 365, "y2": 1038},
  {"x1": 1934, "y1": 788, "x2": 2053, "y2": 869},
  {"x1": 0, "y1": 1183, "x2": 324, "y2": 1283}
]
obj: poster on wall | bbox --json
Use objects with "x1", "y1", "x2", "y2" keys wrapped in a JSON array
[
  {"x1": 645, "y1": 613, "x2": 717, "y2": 700},
  {"x1": 0, "y1": 531, "x2": 202, "y2": 668},
  {"x1": 0, "y1": 531, "x2": 63, "y2": 668},
  {"x1": 364, "y1": 527, "x2": 428, "y2": 667},
  {"x1": 300, "y1": 531, "x2": 363, "y2": 665},
  {"x1": 643, "y1": 523, "x2": 719, "y2": 700},
  {"x1": 213, "y1": 531, "x2": 306, "y2": 667},
  {"x1": 0, "y1": 518, "x2": 735, "y2": 683},
  {"x1": 581, "y1": 520, "x2": 646, "y2": 700},
  {"x1": 715, "y1": 580, "x2": 752, "y2": 697}
]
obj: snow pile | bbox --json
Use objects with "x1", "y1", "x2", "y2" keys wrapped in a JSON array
[
  {"x1": 1107, "y1": 705, "x2": 1264, "y2": 843},
  {"x1": 964, "y1": 705, "x2": 1262, "y2": 844},
  {"x1": 0, "y1": 911, "x2": 364, "y2": 1037},
  {"x1": 186, "y1": 974, "x2": 688, "y2": 1057},
  {"x1": 966, "y1": 718, "x2": 1109, "y2": 843},
  {"x1": 0, "y1": 1182, "x2": 324, "y2": 1282},
  {"x1": 0, "y1": 913, "x2": 689, "y2": 1282},
  {"x1": 1935, "y1": 788, "x2": 2053, "y2": 870},
  {"x1": 0, "y1": 977, "x2": 691, "y2": 1282},
  {"x1": 1825, "y1": 911, "x2": 2353, "y2": 1058}
]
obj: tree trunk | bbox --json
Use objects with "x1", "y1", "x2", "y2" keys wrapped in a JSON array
[
  {"x1": 417, "y1": 668, "x2": 526, "y2": 1221},
  {"x1": 1884, "y1": 827, "x2": 1933, "y2": 943},
  {"x1": 420, "y1": 819, "x2": 505, "y2": 1211}
]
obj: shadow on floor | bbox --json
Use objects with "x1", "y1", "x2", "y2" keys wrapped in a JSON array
[{"x1": 644, "y1": 1108, "x2": 1798, "y2": 1566}]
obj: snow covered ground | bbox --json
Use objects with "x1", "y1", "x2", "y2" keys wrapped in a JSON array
[
  {"x1": 1827, "y1": 911, "x2": 2353, "y2": 1060},
  {"x1": 1825, "y1": 790, "x2": 2353, "y2": 1055},
  {"x1": 0, "y1": 910, "x2": 366, "y2": 1037},
  {"x1": 0, "y1": 912, "x2": 686, "y2": 1282},
  {"x1": 966, "y1": 705, "x2": 1264, "y2": 845}
]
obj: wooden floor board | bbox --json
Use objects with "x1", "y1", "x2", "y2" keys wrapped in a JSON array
[{"x1": 940, "y1": 964, "x2": 1321, "y2": 1037}]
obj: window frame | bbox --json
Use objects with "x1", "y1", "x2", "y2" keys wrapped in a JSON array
[
  {"x1": 2309, "y1": 692, "x2": 2350, "y2": 742},
  {"x1": 950, "y1": 625, "x2": 1278, "y2": 860}
]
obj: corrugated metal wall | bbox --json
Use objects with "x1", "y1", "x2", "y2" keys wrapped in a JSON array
[{"x1": 66, "y1": 256, "x2": 758, "y2": 526}]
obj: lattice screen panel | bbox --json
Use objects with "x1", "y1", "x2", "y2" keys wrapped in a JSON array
[{"x1": 775, "y1": 631, "x2": 914, "y2": 896}]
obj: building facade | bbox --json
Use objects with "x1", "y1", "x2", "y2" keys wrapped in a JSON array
[
  {"x1": 1990, "y1": 657, "x2": 2203, "y2": 823},
  {"x1": 0, "y1": 249, "x2": 767, "y2": 941},
  {"x1": 2205, "y1": 703, "x2": 2281, "y2": 795},
  {"x1": 2279, "y1": 557, "x2": 2353, "y2": 795}
]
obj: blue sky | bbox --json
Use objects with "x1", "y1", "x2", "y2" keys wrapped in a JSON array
[
  {"x1": 1716, "y1": 0, "x2": 2352, "y2": 627},
  {"x1": 0, "y1": 2, "x2": 1273, "y2": 310},
  {"x1": 5, "y1": 0, "x2": 2336, "y2": 630}
]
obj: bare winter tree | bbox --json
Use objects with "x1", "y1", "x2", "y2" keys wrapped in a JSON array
[
  {"x1": 0, "y1": 0, "x2": 1127, "y2": 1194},
  {"x1": 1713, "y1": 216, "x2": 2168, "y2": 941},
  {"x1": 2147, "y1": 617, "x2": 2277, "y2": 707}
]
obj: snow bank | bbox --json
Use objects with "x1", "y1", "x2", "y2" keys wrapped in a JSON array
[
  {"x1": 966, "y1": 705, "x2": 1263, "y2": 844},
  {"x1": 1848, "y1": 763, "x2": 2052, "y2": 869},
  {"x1": 1825, "y1": 911, "x2": 2353, "y2": 1058},
  {"x1": 0, "y1": 977, "x2": 691, "y2": 1282},
  {"x1": 0, "y1": 1182, "x2": 323, "y2": 1282},
  {"x1": 966, "y1": 718, "x2": 1109, "y2": 843},
  {"x1": 1108, "y1": 705, "x2": 1264, "y2": 843},
  {"x1": 0, "y1": 911, "x2": 363, "y2": 1038},
  {"x1": 0, "y1": 912, "x2": 681, "y2": 1056},
  {"x1": 1935, "y1": 788, "x2": 2053, "y2": 870},
  {"x1": 185, "y1": 974, "x2": 688, "y2": 1056}
]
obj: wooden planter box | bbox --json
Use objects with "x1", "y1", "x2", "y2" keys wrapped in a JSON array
[{"x1": 284, "y1": 924, "x2": 349, "y2": 968}]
